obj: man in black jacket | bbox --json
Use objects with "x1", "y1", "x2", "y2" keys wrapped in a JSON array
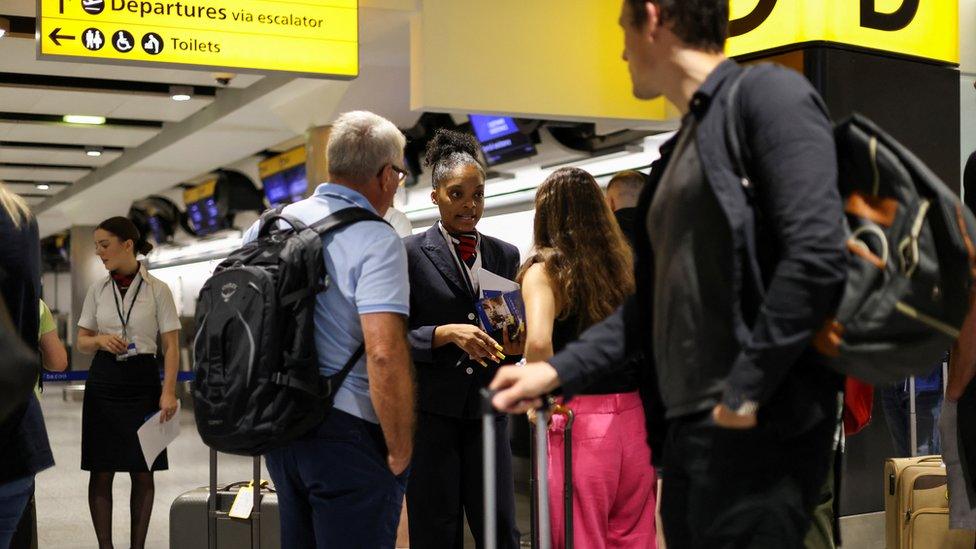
[{"x1": 491, "y1": 1, "x2": 848, "y2": 546}]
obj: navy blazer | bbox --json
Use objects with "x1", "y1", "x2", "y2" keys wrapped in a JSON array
[{"x1": 405, "y1": 225, "x2": 521, "y2": 419}]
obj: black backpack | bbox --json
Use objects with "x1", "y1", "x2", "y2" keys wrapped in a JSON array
[
  {"x1": 727, "y1": 66, "x2": 976, "y2": 385},
  {"x1": 192, "y1": 207, "x2": 386, "y2": 455}
]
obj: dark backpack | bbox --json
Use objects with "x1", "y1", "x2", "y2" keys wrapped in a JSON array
[
  {"x1": 727, "y1": 66, "x2": 976, "y2": 385},
  {"x1": 192, "y1": 207, "x2": 386, "y2": 455}
]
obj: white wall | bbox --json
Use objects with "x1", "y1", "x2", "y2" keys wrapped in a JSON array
[
  {"x1": 961, "y1": 0, "x2": 976, "y2": 188},
  {"x1": 40, "y1": 272, "x2": 72, "y2": 315}
]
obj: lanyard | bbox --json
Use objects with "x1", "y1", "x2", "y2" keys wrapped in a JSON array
[{"x1": 112, "y1": 276, "x2": 145, "y2": 339}]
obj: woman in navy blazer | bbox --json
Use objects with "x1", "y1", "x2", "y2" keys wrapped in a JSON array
[{"x1": 403, "y1": 130, "x2": 523, "y2": 548}]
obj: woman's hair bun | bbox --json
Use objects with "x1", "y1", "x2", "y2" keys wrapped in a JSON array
[
  {"x1": 424, "y1": 129, "x2": 482, "y2": 169},
  {"x1": 136, "y1": 240, "x2": 154, "y2": 256}
]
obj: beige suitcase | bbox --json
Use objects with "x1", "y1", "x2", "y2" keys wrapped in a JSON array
[
  {"x1": 905, "y1": 507, "x2": 976, "y2": 548},
  {"x1": 885, "y1": 455, "x2": 975, "y2": 549}
]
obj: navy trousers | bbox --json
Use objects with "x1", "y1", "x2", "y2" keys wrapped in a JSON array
[{"x1": 265, "y1": 410, "x2": 408, "y2": 549}]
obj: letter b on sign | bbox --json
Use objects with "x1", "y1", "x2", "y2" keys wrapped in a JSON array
[{"x1": 860, "y1": 0, "x2": 920, "y2": 31}]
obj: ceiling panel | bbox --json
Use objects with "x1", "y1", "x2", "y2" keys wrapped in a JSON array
[
  {"x1": 0, "y1": 38, "x2": 263, "y2": 89},
  {"x1": 107, "y1": 96, "x2": 212, "y2": 121},
  {"x1": 6, "y1": 182, "x2": 67, "y2": 195},
  {"x1": 0, "y1": 146, "x2": 122, "y2": 166},
  {"x1": 23, "y1": 196, "x2": 47, "y2": 206},
  {"x1": 0, "y1": 88, "x2": 212, "y2": 122},
  {"x1": 0, "y1": 88, "x2": 41, "y2": 112},
  {"x1": 0, "y1": 122, "x2": 158, "y2": 148},
  {"x1": 0, "y1": 166, "x2": 91, "y2": 181}
]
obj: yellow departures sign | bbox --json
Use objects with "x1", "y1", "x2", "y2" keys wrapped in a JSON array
[
  {"x1": 726, "y1": 0, "x2": 958, "y2": 65},
  {"x1": 37, "y1": 0, "x2": 358, "y2": 78}
]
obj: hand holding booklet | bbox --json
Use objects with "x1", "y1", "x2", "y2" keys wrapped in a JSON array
[{"x1": 475, "y1": 268, "x2": 525, "y2": 340}]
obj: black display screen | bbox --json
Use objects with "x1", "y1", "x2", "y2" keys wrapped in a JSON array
[
  {"x1": 186, "y1": 197, "x2": 224, "y2": 236},
  {"x1": 469, "y1": 114, "x2": 537, "y2": 166},
  {"x1": 263, "y1": 164, "x2": 308, "y2": 208}
]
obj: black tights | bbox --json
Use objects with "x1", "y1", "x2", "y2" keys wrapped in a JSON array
[{"x1": 88, "y1": 472, "x2": 155, "y2": 549}]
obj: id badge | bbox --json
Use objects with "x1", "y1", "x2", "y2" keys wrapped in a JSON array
[{"x1": 117, "y1": 341, "x2": 137, "y2": 361}]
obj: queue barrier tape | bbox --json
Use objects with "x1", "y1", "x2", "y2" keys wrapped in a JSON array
[{"x1": 42, "y1": 371, "x2": 195, "y2": 383}]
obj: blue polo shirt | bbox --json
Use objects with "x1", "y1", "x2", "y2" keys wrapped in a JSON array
[{"x1": 243, "y1": 183, "x2": 409, "y2": 423}]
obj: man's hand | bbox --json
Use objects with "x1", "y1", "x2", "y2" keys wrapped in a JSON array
[
  {"x1": 388, "y1": 454, "x2": 410, "y2": 477},
  {"x1": 712, "y1": 403, "x2": 757, "y2": 430},
  {"x1": 489, "y1": 362, "x2": 560, "y2": 414},
  {"x1": 159, "y1": 391, "x2": 178, "y2": 423}
]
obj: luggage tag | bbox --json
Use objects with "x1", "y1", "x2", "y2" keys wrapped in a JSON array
[
  {"x1": 228, "y1": 480, "x2": 269, "y2": 519},
  {"x1": 228, "y1": 482, "x2": 255, "y2": 519}
]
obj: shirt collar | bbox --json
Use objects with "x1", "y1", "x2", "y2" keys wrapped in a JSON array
[
  {"x1": 103, "y1": 262, "x2": 148, "y2": 290},
  {"x1": 688, "y1": 58, "x2": 739, "y2": 119},
  {"x1": 437, "y1": 221, "x2": 480, "y2": 245},
  {"x1": 313, "y1": 182, "x2": 379, "y2": 214}
]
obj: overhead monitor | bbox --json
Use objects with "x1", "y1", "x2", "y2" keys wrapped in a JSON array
[
  {"x1": 183, "y1": 179, "x2": 227, "y2": 236},
  {"x1": 259, "y1": 146, "x2": 308, "y2": 207},
  {"x1": 468, "y1": 114, "x2": 537, "y2": 166}
]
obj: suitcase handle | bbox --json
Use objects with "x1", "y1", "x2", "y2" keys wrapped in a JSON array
[{"x1": 209, "y1": 449, "x2": 263, "y2": 549}]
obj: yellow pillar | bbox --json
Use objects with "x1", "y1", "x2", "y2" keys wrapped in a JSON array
[{"x1": 305, "y1": 125, "x2": 331, "y2": 196}]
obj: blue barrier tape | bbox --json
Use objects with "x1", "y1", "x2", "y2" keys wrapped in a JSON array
[{"x1": 42, "y1": 371, "x2": 195, "y2": 383}]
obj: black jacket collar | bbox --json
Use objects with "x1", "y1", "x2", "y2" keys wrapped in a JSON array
[{"x1": 421, "y1": 224, "x2": 485, "y2": 298}]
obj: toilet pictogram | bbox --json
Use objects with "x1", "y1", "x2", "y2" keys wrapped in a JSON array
[
  {"x1": 83, "y1": 28, "x2": 105, "y2": 51},
  {"x1": 142, "y1": 33, "x2": 163, "y2": 55},
  {"x1": 82, "y1": 0, "x2": 104, "y2": 15},
  {"x1": 113, "y1": 30, "x2": 135, "y2": 53}
]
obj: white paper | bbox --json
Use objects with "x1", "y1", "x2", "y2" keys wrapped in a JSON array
[
  {"x1": 478, "y1": 268, "x2": 519, "y2": 298},
  {"x1": 137, "y1": 400, "x2": 181, "y2": 469}
]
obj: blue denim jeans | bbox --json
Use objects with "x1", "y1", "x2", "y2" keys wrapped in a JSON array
[
  {"x1": 265, "y1": 410, "x2": 408, "y2": 549},
  {"x1": 880, "y1": 381, "x2": 942, "y2": 457},
  {"x1": 0, "y1": 476, "x2": 33, "y2": 549}
]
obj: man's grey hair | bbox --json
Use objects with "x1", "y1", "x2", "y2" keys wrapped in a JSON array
[{"x1": 327, "y1": 111, "x2": 406, "y2": 184}]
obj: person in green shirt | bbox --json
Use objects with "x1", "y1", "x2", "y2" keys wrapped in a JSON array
[{"x1": 38, "y1": 299, "x2": 68, "y2": 378}]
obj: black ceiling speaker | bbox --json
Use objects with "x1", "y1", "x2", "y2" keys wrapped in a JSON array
[
  {"x1": 128, "y1": 195, "x2": 183, "y2": 246},
  {"x1": 547, "y1": 123, "x2": 657, "y2": 154}
]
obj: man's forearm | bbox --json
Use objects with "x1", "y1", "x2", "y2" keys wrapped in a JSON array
[
  {"x1": 548, "y1": 304, "x2": 629, "y2": 397},
  {"x1": 368, "y1": 340, "x2": 416, "y2": 460}
]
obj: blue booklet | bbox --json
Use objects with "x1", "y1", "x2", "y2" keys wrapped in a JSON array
[{"x1": 475, "y1": 290, "x2": 525, "y2": 340}]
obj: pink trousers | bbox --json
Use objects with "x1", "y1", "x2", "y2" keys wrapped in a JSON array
[{"x1": 547, "y1": 392, "x2": 657, "y2": 549}]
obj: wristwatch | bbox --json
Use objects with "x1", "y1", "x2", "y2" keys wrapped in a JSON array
[
  {"x1": 732, "y1": 400, "x2": 759, "y2": 416},
  {"x1": 723, "y1": 392, "x2": 759, "y2": 416}
]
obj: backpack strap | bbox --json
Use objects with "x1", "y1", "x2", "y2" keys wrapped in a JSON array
[
  {"x1": 272, "y1": 344, "x2": 365, "y2": 399},
  {"x1": 273, "y1": 208, "x2": 387, "y2": 398},
  {"x1": 724, "y1": 65, "x2": 756, "y2": 201},
  {"x1": 309, "y1": 207, "x2": 389, "y2": 236}
]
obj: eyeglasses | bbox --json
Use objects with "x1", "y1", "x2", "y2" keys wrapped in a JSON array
[{"x1": 379, "y1": 163, "x2": 409, "y2": 184}]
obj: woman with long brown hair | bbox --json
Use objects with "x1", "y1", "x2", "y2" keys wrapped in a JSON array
[{"x1": 520, "y1": 167, "x2": 656, "y2": 548}]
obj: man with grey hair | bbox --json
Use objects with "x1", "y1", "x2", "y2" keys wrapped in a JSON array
[{"x1": 243, "y1": 110, "x2": 415, "y2": 548}]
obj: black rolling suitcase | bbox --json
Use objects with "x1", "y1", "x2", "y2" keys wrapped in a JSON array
[
  {"x1": 169, "y1": 449, "x2": 280, "y2": 549},
  {"x1": 482, "y1": 389, "x2": 575, "y2": 549}
]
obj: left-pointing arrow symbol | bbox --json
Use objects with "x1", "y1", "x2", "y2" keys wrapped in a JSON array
[{"x1": 49, "y1": 27, "x2": 76, "y2": 46}]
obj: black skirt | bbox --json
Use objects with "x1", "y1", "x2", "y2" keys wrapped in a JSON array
[{"x1": 82, "y1": 352, "x2": 168, "y2": 472}]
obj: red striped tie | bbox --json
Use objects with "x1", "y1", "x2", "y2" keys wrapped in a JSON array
[{"x1": 454, "y1": 233, "x2": 478, "y2": 268}]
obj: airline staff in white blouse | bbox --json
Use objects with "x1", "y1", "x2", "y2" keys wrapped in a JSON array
[{"x1": 76, "y1": 216, "x2": 180, "y2": 549}]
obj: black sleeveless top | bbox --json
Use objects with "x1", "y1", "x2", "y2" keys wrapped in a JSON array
[{"x1": 553, "y1": 312, "x2": 637, "y2": 395}]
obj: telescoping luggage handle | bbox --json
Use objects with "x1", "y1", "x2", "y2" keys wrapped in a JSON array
[
  {"x1": 209, "y1": 449, "x2": 262, "y2": 549},
  {"x1": 481, "y1": 389, "x2": 553, "y2": 549}
]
